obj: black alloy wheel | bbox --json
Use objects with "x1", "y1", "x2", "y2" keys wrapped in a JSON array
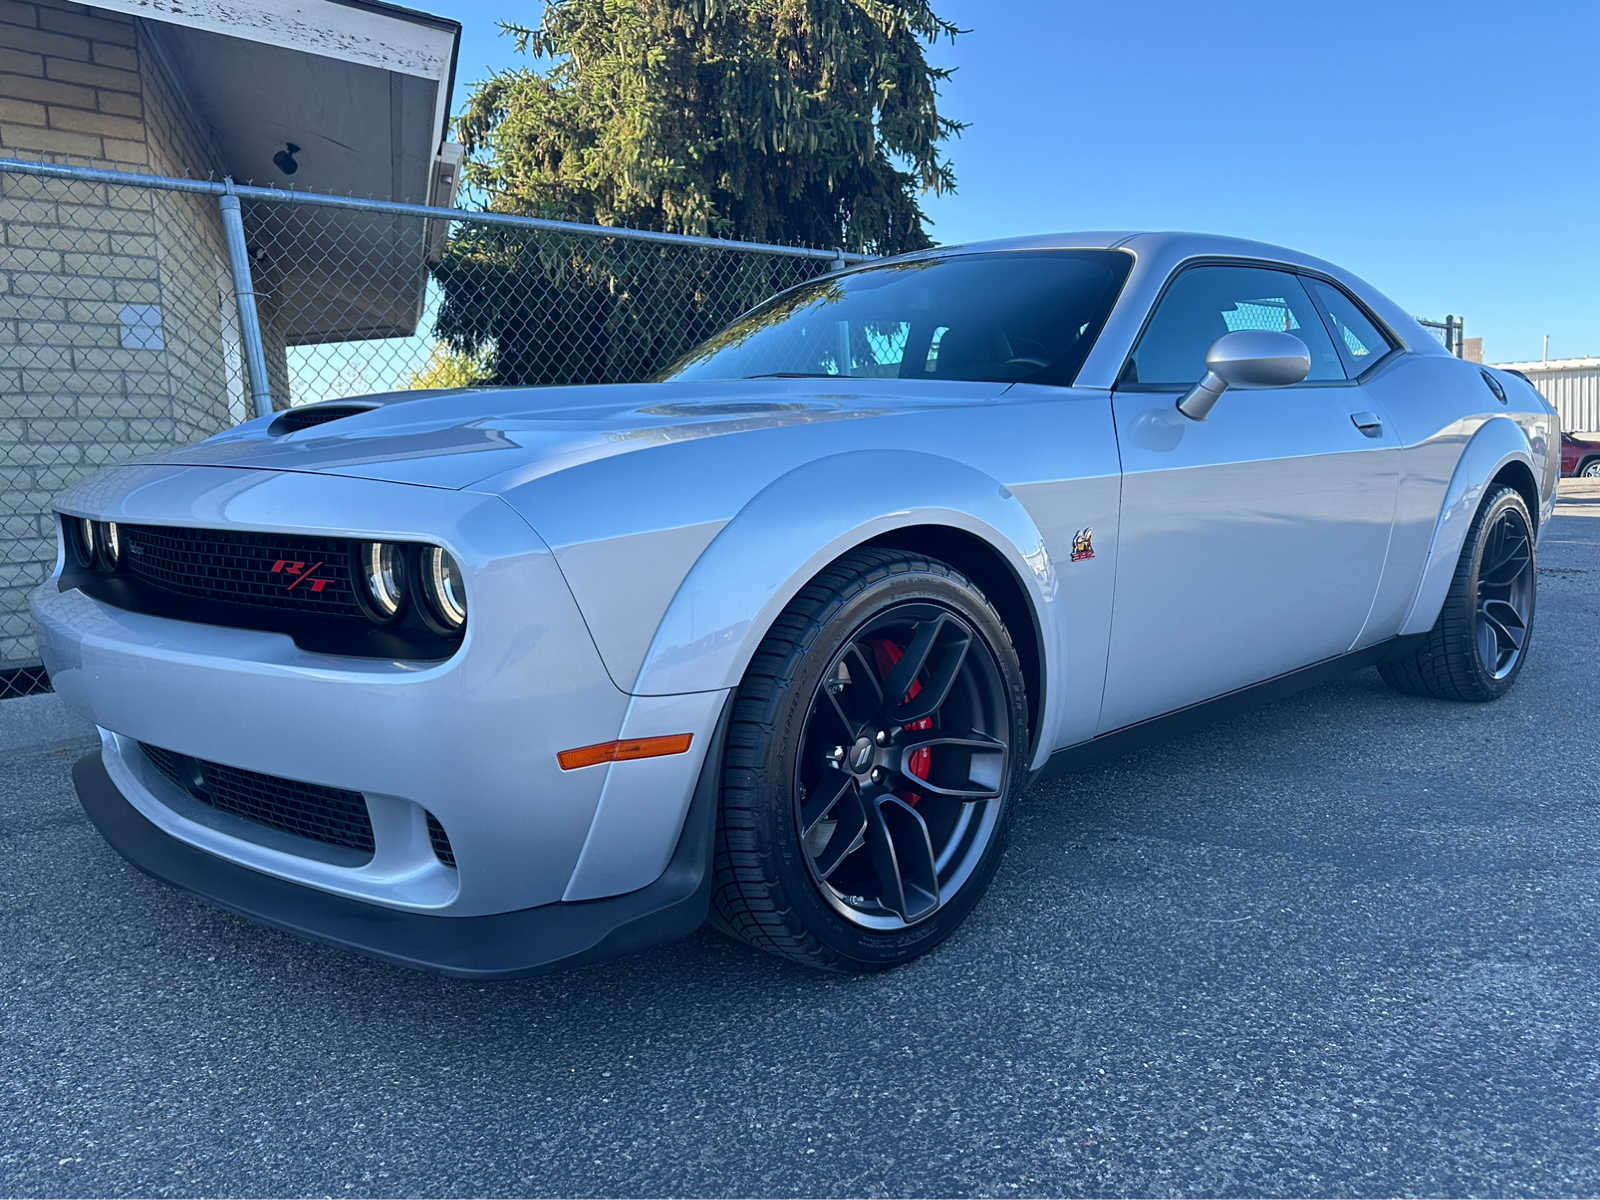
[
  {"x1": 794, "y1": 601, "x2": 1011, "y2": 928},
  {"x1": 1473, "y1": 504, "x2": 1534, "y2": 680}
]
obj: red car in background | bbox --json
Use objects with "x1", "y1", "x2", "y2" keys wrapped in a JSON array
[{"x1": 1563, "y1": 430, "x2": 1600, "y2": 478}]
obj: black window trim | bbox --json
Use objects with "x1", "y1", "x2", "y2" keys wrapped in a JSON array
[{"x1": 1114, "y1": 254, "x2": 1409, "y2": 393}]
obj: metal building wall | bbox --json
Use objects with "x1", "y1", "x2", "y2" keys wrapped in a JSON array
[{"x1": 1493, "y1": 359, "x2": 1600, "y2": 433}]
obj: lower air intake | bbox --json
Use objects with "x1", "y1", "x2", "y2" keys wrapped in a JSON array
[
  {"x1": 425, "y1": 812, "x2": 456, "y2": 868},
  {"x1": 139, "y1": 742, "x2": 375, "y2": 858}
]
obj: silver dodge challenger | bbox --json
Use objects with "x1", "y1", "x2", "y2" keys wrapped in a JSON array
[{"x1": 32, "y1": 232, "x2": 1559, "y2": 976}]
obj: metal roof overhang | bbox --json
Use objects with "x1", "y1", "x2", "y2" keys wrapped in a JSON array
[{"x1": 91, "y1": 0, "x2": 462, "y2": 344}]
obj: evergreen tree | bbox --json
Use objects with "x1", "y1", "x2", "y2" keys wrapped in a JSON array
[{"x1": 433, "y1": 1, "x2": 964, "y2": 385}]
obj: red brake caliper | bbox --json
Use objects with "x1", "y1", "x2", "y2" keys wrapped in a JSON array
[{"x1": 869, "y1": 640, "x2": 932, "y2": 805}]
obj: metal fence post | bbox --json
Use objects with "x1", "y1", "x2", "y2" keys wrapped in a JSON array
[{"x1": 218, "y1": 180, "x2": 274, "y2": 418}]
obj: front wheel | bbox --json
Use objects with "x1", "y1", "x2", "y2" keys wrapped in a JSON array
[
  {"x1": 710, "y1": 548, "x2": 1029, "y2": 972},
  {"x1": 1582, "y1": 459, "x2": 1600, "y2": 479},
  {"x1": 1379, "y1": 485, "x2": 1536, "y2": 701}
]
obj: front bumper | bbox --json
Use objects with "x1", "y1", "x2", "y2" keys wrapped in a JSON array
[
  {"x1": 33, "y1": 462, "x2": 728, "y2": 940},
  {"x1": 71, "y1": 701, "x2": 725, "y2": 977}
]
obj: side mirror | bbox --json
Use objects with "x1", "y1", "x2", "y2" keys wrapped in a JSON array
[{"x1": 1177, "y1": 330, "x2": 1312, "y2": 421}]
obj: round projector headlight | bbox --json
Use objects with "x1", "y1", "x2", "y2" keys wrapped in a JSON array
[
  {"x1": 70, "y1": 517, "x2": 97, "y2": 568},
  {"x1": 420, "y1": 547, "x2": 466, "y2": 630},
  {"x1": 98, "y1": 521, "x2": 121, "y2": 568},
  {"x1": 357, "y1": 541, "x2": 405, "y2": 620}
]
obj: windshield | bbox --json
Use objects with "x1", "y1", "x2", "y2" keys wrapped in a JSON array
[{"x1": 656, "y1": 250, "x2": 1132, "y2": 387}]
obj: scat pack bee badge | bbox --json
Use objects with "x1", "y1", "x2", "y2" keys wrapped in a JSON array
[{"x1": 1070, "y1": 527, "x2": 1095, "y2": 562}]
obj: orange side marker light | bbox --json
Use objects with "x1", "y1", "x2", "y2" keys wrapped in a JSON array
[{"x1": 557, "y1": 733, "x2": 694, "y2": 771}]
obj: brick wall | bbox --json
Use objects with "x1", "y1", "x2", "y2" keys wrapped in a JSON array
[{"x1": 0, "y1": 0, "x2": 262, "y2": 668}]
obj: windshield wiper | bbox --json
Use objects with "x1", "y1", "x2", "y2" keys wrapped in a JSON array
[{"x1": 742, "y1": 372, "x2": 840, "y2": 380}]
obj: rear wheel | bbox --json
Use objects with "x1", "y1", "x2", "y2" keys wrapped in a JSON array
[
  {"x1": 1379, "y1": 485, "x2": 1536, "y2": 701},
  {"x1": 1581, "y1": 459, "x2": 1600, "y2": 479},
  {"x1": 710, "y1": 548, "x2": 1028, "y2": 972}
]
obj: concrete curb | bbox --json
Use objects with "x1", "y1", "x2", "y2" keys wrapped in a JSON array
[{"x1": 0, "y1": 693, "x2": 96, "y2": 756}]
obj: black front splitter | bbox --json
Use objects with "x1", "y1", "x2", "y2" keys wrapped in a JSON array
[{"x1": 71, "y1": 707, "x2": 726, "y2": 979}]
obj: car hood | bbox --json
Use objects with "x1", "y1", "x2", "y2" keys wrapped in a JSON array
[{"x1": 135, "y1": 379, "x2": 1014, "y2": 490}]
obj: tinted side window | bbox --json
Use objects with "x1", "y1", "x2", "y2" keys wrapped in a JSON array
[
  {"x1": 1127, "y1": 265, "x2": 1344, "y2": 387},
  {"x1": 1306, "y1": 278, "x2": 1396, "y2": 377}
]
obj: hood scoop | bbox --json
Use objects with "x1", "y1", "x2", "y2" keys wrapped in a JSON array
[{"x1": 267, "y1": 401, "x2": 383, "y2": 437}]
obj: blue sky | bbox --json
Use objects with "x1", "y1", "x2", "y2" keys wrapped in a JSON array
[{"x1": 446, "y1": 0, "x2": 1598, "y2": 364}]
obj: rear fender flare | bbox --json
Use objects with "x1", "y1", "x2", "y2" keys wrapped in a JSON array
[{"x1": 1398, "y1": 417, "x2": 1534, "y2": 636}]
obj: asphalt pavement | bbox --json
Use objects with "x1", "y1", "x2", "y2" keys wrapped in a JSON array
[{"x1": 2, "y1": 480, "x2": 1598, "y2": 1197}]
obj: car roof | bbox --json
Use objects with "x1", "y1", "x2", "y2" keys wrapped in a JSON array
[
  {"x1": 881, "y1": 231, "x2": 1444, "y2": 372},
  {"x1": 920, "y1": 230, "x2": 1344, "y2": 275}
]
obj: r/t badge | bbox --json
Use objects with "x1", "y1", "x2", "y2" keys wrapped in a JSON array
[{"x1": 1070, "y1": 527, "x2": 1095, "y2": 562}]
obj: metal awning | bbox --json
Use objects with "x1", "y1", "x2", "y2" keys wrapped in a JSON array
[{"x1": 92, "y1": 0, "x2": 462, "y2": 344}]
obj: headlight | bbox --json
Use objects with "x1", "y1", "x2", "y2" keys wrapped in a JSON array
[
  {"x1": 67, "y1": 516, "x2": 96, "y2": 568},
  {"x1": 356, "y1": 541, "x2": 405, "y2": 620},
  {"x1": 420, "y1": 547, "x2": 467, "y2": 629},
  {"x1": 97, "y1": 521, "x2": 121, "y2": 568}
]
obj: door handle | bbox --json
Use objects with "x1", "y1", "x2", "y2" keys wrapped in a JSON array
[{"x1": 1350, "y1": 411, "x2": 1383, "y2": 438}]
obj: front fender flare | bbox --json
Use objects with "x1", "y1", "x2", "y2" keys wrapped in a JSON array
[
  {"x1": 632, "y1": 450, "x2": 1060, "y2": 761},
  {"x1": 1398, "y1": 416, "x2": 1535, "y2": 636}
]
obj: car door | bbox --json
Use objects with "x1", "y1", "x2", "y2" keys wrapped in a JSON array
[{"x1": 1097, "y1": 262, "x2": 1401, "y2": 732}]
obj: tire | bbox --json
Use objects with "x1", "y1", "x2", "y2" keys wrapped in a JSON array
[
  {"x1": 710, "y1": 548, "x2": 1029, "y2": 972},
  {"x1": 1581, "y1": 459, "x2": 1600, "y2": 479},
  {"x1": 1378, "y1": 485, "x2": 1537, "y2": 702}
]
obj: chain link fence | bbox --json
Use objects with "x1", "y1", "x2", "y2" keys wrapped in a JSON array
[
  {"x1": 1417, "y1": 314, "x2": 1466, "y2": 357},
  {"x1": 246, "y1": 192, "x2": 856, "y2": 407},
  {"x1": 0, "y1": 155, "x2": 862, "y2": 700}
]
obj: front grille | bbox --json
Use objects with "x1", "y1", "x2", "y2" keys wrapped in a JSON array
[
  {"x1": 139, "y1": 742, "x2": 375, "y2": 857},
  {"x1": 65, "y1": 520, "x2": 464, "y2": 660},
  {"x1": 122, "y1": 524, "x2": 364, "y2": 619},
  {"x1": 426, "y1": 812, "x2": 456, "y2": 868}
]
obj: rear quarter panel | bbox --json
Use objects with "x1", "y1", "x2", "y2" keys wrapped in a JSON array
[{"x1": 1360, "y1": 355, "x2": 1553, "y2": 639}]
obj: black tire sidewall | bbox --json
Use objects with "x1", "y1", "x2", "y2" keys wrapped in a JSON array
[{"x1": 748, "y1": 566, "x2": 1028, "y2": 970}]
